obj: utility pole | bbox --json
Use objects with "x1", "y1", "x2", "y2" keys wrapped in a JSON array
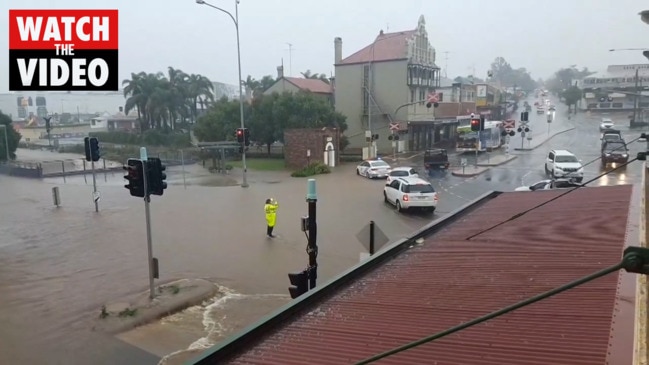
[
  {"x1": 286, "y1": 43, "x2": 293, "y2": 77},
  {"x1": 633, "y1": 67, "x2": 640, "y2": 124}
]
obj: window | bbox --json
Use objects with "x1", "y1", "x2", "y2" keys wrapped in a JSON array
[
  {"x1": 390, "y1": 170, "x2": 410, "y2": 177},
  {"x1": 555, "y1": 155, "x2": 578, "y2": 163},
  {"x1": 409, "y1": 169, "x2": 417, "y2": 175},
  {"x1": 548, "y1": 152, "x2": 554, "y2": 160},
  {"x1": 389, "y1": 180, "x2": 400, "y2": 189},
  {"x1": 404, "y1": 184, "x2": 435, "y2": 193},
  {"x1": 411, "y1": 89, "x2": 416, "y2": 103},
  {"x1": 437, "y1": 93, "x2": 444, "y2": 102}
]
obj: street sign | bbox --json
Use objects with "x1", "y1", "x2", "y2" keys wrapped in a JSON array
[
  {"x1": 503, "y1": 119, "x2": 515, "y2": 129},
  {"x1": 356, "y1": 222, "x2": 389, "y2": 252},
  {"x1": 389, "y1": 122, "x2": 400, "y2": 131},
  {"x1": 527, "y1": 136, "x2": 533, "y2": 141},
  {"x1": 521, "y1": 131, "x2": 526, "y2": 138},
  {"x1": 461, "y1": 158, "x2": 467, "y2": 166}
]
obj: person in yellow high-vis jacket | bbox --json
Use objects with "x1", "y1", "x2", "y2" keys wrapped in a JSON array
[{"x1": 264, "y1": 198, "x2": 279, "y2": 238}]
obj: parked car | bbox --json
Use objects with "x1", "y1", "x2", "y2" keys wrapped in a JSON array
[
  {"x1": 544, "y1": 149, "x2": 584, "y2": 182},
  {"x1": 387, "y1": 166, "x2": 419, "y2": 184},
  {"x1": 515, "y1": 178, "x2": 582, "y2": 192},
  {"x1": 601, "y1": 140, "x2": 629, "y2": 166},
  {"x1": 356, "y1": 159, "x2": 391, "y2": 179},
  {"x1": 383, "y1": 177, "x2": 438, "y2": 213}
]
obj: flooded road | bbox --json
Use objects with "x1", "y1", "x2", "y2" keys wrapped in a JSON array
[{"x1": 0, "y1": 150, "x2": 449, "y2": 364}]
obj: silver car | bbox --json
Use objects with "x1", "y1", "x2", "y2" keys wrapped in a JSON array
[{"x1": 356, "y1": 159, "x2": 392, "y2": 179}]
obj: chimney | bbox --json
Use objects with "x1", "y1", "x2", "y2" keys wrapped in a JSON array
[
  {"x1": 277, "y1": 65, "x2": 284, "y2": 79},
  {"x1": 334, "y1": 37, "x2": 342, "y2": 65}
]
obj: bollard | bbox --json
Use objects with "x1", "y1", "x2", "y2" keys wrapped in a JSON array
[{"x1": 52, "y1": 186, "x2": 61, "y2": 207}]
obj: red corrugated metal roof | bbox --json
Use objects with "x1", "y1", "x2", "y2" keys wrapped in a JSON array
[
  {"x1": 285, "y1": 77, "x2": 333, "y2": 94},
  {"x1": 338, "y1": 30, "x2": 416, "y2": 65},
  {"x1": 209, "y1": 185, "x2": 635, "y2": 365}
]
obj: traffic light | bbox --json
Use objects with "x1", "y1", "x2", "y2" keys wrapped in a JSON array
[
  {"x1": 520, "y1": 111, "x2": 529, "y2": 122},
  {"x1": 479, "y1": 116, "x2": 485, "y2": 131},
  {"x1": 470, "y1": 118, "x2": 480, "y2": 132},
  {"x1": 244, "y1": 128, "x2": 251, "y2": 146},
  {"x1": 236, "y1": 128, "x2": 244, "y2": 143},
  {"x1": 124, "y1": 159, "x2": 145, "y2": 197},
  {"x1": 288, "y1": 270, "x2": 309, "y2": 299},
  {"x1": 85, "y1": 137, "x2": 100, "y2": 162},
  {"x1": 147, "y1": 157, "x2": 167, "y2": 196}
]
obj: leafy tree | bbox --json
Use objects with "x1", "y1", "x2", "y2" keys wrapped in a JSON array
[
  {"x1": 195, "y1": 92, "x2": 348, "y2": 153},
  {"x1": 561, "y1": 86, "x2": 582, "y2": 113},
  {"x1": 0, "y1": 111, "x2": 22, "y2": 161},
  {"x1": 545, "y1": 65, "x2": 596, "y2": 94},
  {"x1": 122, "y1": 67, "x2": 214, "y2": 131},
  {"x1": 193, "y1": 96, "x2": 251, "y2": 142},
  {"x1": 488, "y1": 57, "x2": 538, "y2": 91}
]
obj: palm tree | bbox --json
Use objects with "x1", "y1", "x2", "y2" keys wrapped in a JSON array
[
  {"x1": 186, "y1": 73, "x2": 214, "y2": 123},
  {"x1": 122, "y1": 68, "x2": 214, "y2": 131},
  {"x1": 300, "y1": 70, "x2": 330, "y2": 83},
  {"x1": 241, "y1": 75, "x2": 260, "y2": 101}
]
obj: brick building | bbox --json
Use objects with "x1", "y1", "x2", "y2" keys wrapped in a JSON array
[{"x1": 284, "y1": 128, "x2": 340, "y2": 169}]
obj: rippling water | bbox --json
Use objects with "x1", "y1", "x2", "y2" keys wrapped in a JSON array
[{"x1": 0, "y1": 149, "x2": 424, "y2": 364}]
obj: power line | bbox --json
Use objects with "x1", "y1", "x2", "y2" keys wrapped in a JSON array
[{"x1": 464, "y1": 136, "x2": 641, "y2": 241}]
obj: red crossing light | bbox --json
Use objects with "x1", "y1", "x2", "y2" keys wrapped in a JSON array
[{"x1": 470, "y1": 118, "x2": 480, "y2": 132}]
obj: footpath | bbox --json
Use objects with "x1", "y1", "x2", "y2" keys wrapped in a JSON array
[
  {"x1": 450, "y1": 121, "x2": 575, "y2": 177},
  {"x1": 450, "y1": 154, "x2": 517, "y2": 177},
  {"x1": 92, "y1": 278, "x2": 218, "y2": 334}
]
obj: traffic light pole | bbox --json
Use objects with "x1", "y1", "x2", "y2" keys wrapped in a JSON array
[
  {"x1": 140, "y1": 148, "x2": 156, "y2": 299},
  {"x1": 91, "y1": 159, "x2": 98, "y2": 213},
  {"x1": 306, "y1": 179, "x2": 318, "y2": 289}
]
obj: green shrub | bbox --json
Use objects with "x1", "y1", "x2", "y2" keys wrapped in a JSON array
[{"x1": 291, "y1": 162, "x2": 331, "y2": 177}]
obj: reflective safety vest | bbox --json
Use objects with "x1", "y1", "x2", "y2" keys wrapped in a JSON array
[{"x1": 264, "y1": 201, "x2": 279, "y2": 226}]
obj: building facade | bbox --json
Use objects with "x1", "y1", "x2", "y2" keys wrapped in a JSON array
[
  {"x1": 333, "y1": 15, "x2": 442, "y2": 155},
  {"x1": 263, "y1": 66, "x2": 333, "y2": 103},
  {"x1": 579, "y1": 64, "x2": 649, "y2": 112}
]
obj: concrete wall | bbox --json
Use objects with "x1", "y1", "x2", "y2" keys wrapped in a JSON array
[{"x1": 284, "y1": 128, "x2": 340, "y2": 169}]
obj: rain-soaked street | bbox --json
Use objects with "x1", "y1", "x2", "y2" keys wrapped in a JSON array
[
  {"x1": 0, "y1": 149, "x2": 448, "y2": 364},
  {"x1": 0, "y1": 104, "x2": 645, "y2": 364}
]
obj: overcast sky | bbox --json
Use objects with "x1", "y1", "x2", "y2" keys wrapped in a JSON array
[{"x1": 2, "y1": 0, "x2": 648, "y2": 92}]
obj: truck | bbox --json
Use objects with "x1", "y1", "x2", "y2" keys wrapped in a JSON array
[
  {"x1": 423, "y1": 149, "x2": 450, "y2": 174},
  {"x1": 601, "y1": 140, "x2": 629, "y2": 166}
]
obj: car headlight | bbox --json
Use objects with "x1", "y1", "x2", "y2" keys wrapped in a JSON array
[
  {"x1": 577, "y1": 168, "x2": 584, "y2": 173},
  {"x1": 555, "y1": 166, "x2": 563, "y2": 170},
  {"x1": 605, "y1": 153, "x2": 611, "y2": 157},
  {"x1": 622, "y1": 154, "x2": 628, "y2": 158}
]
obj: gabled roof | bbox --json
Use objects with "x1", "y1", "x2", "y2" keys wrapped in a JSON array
[
  {"x1": 192, "y1": 185, "x2": 636, "y2": 365},
  {"x1": 283, "y1": 77, "x2": 332, "y2": 94},
  {"x1": 337, "y1": 30, "x2": 416, "y2": 66}
]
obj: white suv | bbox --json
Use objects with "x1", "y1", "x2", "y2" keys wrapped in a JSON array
[
  {"x1": 544, "y1": 150, "x2": 584, "y2": 182},
  {"x1": 383, "y1": 177, "x2": 438, "y2": 213}
]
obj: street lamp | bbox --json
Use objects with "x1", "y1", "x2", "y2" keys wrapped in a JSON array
[
  {"x1": 0, "y1": 125, "x2": 10, "y2": 163},
  {"x1": 195, "y1": 0, "x2": 249, "y2": 188}
]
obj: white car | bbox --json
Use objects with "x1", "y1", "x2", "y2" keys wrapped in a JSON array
[
  {"x1": 383, "y1": 177, "x2": 438, "y2": 212},
  {"x1": 356, "y1": 159, "x2": 391, "y2": 179},
  {"x1": 544, "y1": 149, "x2": 584, "y2": 182},
  {"x1": 515, "y1": 178, "x2": 583, "y2": 192},
  {"x1": 386, "y1": 166, "x2": 419, "y2": 184},
  {"x1": 600, "y1": 119, "x2": 614, "y2": 131}
]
